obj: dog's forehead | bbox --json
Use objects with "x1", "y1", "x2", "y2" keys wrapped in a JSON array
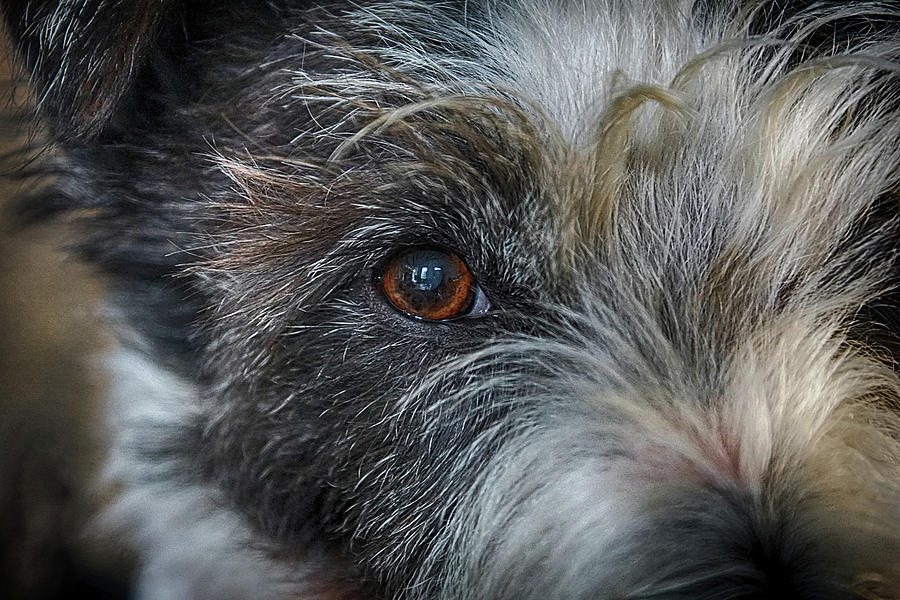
[
  {"x1": 304, "y1": 1, "x2": 705, "y2": 262},
  {"x1": 469, "y1": 0, "x2": 705, "y2": 146},
  {"x1": 265, "y1": 2, "x2": 709, "y2": 233}
]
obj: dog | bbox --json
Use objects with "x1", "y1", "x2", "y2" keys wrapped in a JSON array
[{"x1": 3, "y1": 0, "x2": 900, "y2": 598}]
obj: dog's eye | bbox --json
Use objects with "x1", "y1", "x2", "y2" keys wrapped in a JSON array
[{"x1": 381, "y1": 248, "x2": 489, "y2": 320}]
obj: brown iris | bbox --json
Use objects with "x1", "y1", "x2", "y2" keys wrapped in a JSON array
[{"x1": 381, "y1": 248, "x2": 475, "y2": 320}]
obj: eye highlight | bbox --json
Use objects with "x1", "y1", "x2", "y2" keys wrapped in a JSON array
[{"x1": 381, "y1": 248, "x2": 489, "y2": 321}]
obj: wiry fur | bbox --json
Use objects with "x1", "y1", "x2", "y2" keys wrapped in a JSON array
[{"x1": 3, "y1": 1, "x2": 900, "y2": 598}]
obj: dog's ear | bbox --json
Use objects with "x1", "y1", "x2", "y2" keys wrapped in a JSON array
[{"x1": 2, "y1": 0, "x2": 180, "y2": 140}]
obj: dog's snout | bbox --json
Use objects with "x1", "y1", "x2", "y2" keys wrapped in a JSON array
[
  {"x1": 436, "y1": 359, "x2": 900, "y2": 600},
  {"x1": 466, "y1": 459, "x2": 873, "y2": 600}
]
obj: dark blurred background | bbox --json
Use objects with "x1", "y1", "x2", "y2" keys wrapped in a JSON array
[{"x1": 0, "y1": 25, "x2": 132, "y2": 600}]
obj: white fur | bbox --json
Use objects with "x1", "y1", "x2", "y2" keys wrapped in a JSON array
[{"x1": 95, "y1": 346, "x2": 303, "y2": 600}]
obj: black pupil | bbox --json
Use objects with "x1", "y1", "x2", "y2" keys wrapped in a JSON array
[
  {"x1": 400, "y1": 249, "x2": 465, "y2": 313},
  {"x1": 408, "y1": 252, "x2": 445, "y2": 291}
]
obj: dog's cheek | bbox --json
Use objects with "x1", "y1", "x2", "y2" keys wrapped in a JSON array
[
  {"x1": 194, "y1": 273, "x2": 507, "y2": 589},
  {"x1": 195, "y1": 293, "x2": 426, "y2": 511}
]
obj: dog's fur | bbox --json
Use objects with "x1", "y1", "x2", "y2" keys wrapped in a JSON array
[{"x1": 3, "y1": 1, "x2": 900, "y2": 598}]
